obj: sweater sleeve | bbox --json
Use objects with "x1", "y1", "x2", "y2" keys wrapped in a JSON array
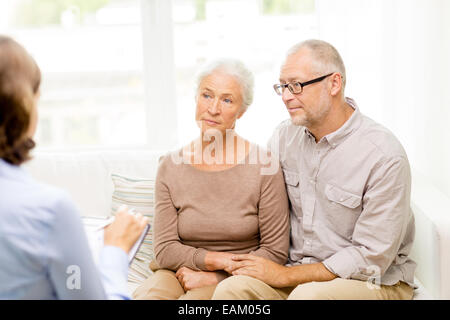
[
  {"x1": 249, "y1": 163, "x2": 290, "y2": 264},
  {"x1": 153, "y1": 157, "x2": 208, "y2": 271}
]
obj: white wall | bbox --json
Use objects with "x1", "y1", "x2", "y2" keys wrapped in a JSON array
[{"x1": 317, "y1": 0, "x2": 450, "y2": 200}]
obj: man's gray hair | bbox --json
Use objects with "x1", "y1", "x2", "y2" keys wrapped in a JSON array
[
  {"x1": 195, "y1": 58, "x2": 255, "y2": 112},
  {"x1": 287, "y1": 39, "x2": 347, "y2": 89}
]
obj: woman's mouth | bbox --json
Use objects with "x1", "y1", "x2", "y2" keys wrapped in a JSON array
[{"x1": 203, "y1": 119, "x2": 219, "y2": 126}]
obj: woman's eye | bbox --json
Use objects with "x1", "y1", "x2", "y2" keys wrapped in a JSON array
[
  {"x1": 223, "y1": 98, "x2": 232, "y2": 104},
  {"x1": 203, "y1": 93, "x2": 211, "y2": 99}
]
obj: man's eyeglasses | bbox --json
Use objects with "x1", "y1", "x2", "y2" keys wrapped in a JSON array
[{"x1": 273, "y1": 73, "x2": 335, "y2": 96}]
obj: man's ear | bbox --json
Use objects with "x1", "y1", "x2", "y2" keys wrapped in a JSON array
[{"x1": 330, "y1": 73, "x2": 343, "y2": 96}]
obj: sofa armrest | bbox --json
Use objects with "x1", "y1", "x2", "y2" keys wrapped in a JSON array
[{"x1": 410, "y1": 169, "x2": 450, "y2": 299}]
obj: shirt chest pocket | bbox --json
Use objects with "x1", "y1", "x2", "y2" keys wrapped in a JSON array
[
  {"x1": 283, "y1": 169, "x2": 301, "y2": 201},
  {"x1": 325, "y1": 184, "x2": 362, "y2": 209},
  {"x1": 324, "y1": 184, "x2": 362, "y2": 237}
]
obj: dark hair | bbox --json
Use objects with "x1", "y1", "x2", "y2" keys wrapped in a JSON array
[{"x1": 0, "y1": 35, "x2": 41, "y2": 165}]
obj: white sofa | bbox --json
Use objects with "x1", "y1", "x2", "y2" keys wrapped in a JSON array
[{"x1": 24, "y1": 149, "x2": 450, "y2": 299}]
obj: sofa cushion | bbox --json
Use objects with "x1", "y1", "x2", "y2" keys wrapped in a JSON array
[
  {"x1": 111, "y1": 173, "x2": 155, "y2": 285},
  {"x1": 24, "y1": 150, "x2": 165, "y2": 217}
]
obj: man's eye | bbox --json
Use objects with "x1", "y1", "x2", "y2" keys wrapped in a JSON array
[
  {"x1": 292, "y1": 82, "x2": 302, "y2": 88},
  {"x1": 223, "y1": 98, "x2": 232, "y2": 103},
  {"x1": 203, "y1": 93, "x2": 211, "y2": 99}
]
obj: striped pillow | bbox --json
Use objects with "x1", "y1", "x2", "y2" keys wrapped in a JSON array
[{"x1": 111, "y1": 173, "x2": 155, "y2": 285}]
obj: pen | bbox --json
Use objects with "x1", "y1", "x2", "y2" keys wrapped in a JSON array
[{"x1": 93, "y1": 207, "x2": 138, "y2": 231}]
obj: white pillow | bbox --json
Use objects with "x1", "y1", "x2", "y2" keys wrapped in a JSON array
[{"x1": 111, "y1": 173, "x2": 155, "y2": 285}]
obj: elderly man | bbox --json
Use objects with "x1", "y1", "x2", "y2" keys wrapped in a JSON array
[{"x1": 212, "y1": 39, "x2": 416, "y2": 300}]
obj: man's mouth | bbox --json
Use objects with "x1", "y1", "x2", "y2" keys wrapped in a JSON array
[{"x1": 287, "y1": 106, "x2": 303, "y2": 113}]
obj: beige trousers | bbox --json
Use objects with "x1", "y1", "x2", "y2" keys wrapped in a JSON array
[
  {"x1": 211, "y1": 275, "x2": 414, "y2": 300},
  {"x1": 132, "y1": 269, "x2": 217, "y2": 300}
]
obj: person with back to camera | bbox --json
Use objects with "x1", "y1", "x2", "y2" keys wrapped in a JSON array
[{"x1": 0, "y1": 35, "x2": 149, "y2": 300}]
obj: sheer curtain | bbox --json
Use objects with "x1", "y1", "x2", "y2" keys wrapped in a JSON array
[{"x1": 316, "y1": 0, "x2": 450, "y2": 199}]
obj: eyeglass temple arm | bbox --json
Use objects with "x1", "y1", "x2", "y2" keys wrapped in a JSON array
[{"x1": 301, "y1": 73, "x2": 335, "y2": 87}]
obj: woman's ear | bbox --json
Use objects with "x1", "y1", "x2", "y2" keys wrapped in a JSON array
[{"x1": 237, "y1": 107, "x2": 246, "y2": 119}]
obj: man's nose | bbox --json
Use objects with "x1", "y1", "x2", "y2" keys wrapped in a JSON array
[{"x1": 282, "y1": 87, "x2": 295, "y2": 102}]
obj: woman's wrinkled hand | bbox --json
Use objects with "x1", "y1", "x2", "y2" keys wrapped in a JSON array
[{"x1": 175, "y1": 267, "x2": 228, "y2": 292}]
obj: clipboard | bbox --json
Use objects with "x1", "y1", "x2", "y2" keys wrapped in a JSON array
[{"x1": 83, "y1": 216, "x2": 150, "y2": 265}]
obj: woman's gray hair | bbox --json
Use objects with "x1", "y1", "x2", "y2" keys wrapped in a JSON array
[
  {"x1": 195, "y1": 58, "x2": 255, "y2": 112},
  {"x1": 287, "y1": 39, "x2": 347, "y2": 90}
]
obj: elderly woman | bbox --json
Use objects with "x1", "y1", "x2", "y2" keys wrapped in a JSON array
[
  {"x1": 133, "y1": 59, "x2": 290, "y2": 300},
  {"x1": 0, "y1": 35, "x2": 148, "y2": 299}
]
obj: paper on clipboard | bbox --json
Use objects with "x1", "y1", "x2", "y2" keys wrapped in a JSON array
[{"x1": 83, "y1": 216, "x2": 150, "y2": 266}]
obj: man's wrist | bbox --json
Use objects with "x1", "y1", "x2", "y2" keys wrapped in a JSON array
[
  {"x1": 279, "y1": 263, "x2": 334, "y2": 287},
  {"x1": 280, "y1": 265, "x2": 298, "y2": 287}
]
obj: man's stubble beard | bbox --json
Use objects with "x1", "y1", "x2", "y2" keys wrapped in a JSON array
[{"x1": 290, "y1": 90, "x2": 332, "y2": 128}]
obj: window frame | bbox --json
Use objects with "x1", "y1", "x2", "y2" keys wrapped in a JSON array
[{"x1": 34, "y1": 0, "x2": 178, "y2": 152}]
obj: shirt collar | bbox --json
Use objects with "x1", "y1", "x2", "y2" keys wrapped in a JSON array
[
  {"x1": 304, "y1": 97, "x2": 362, "y2": 148},
  {"x1": 0, "y1": 158, "x2": 30, "y2": 182}
]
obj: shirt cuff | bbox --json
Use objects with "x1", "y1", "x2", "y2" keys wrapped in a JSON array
[
  {"x1": 322, "y1": 248, "x2": 359, "y2": 279},
  {"x1": 98, "y1": 246, "x2": 130, "y2": 300}
]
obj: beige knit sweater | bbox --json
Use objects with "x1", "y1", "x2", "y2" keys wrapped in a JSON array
[{"x1": 153, "y1": 145, "x2": 290, "y2": 272}]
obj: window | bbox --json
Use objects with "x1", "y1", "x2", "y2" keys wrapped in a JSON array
[{"x1": 2, "y1": 0, "x2": 147, "y2": 148}]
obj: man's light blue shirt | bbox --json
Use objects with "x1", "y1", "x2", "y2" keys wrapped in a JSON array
[{"x1": 0, "y1": 159, "x2": 130, "y2": 299}]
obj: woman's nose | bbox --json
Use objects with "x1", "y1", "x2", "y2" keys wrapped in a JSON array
[{"x1": 208, "y1": 99, "x2": 221, "y2": 115}]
